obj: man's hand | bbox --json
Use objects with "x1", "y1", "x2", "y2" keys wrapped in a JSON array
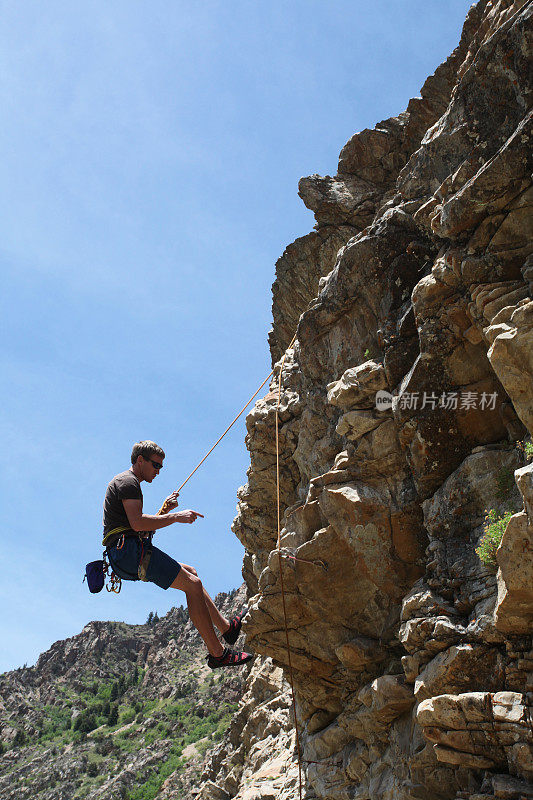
[
  {"x1": 163, "y1": 490, "x2": 180, "y2": 511},
  {"x1": 174, "y1": 509, "x2": 204, "y2": 524}
]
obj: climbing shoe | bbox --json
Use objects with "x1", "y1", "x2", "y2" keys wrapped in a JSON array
[
  {"x1": 206, "y1": 647, "x2": 253, "y2": 669},
  {"x1": 222, "y1": 609, "x2": 247, "y2": 645}
]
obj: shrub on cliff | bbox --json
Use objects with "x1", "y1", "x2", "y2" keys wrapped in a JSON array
[
  {"x1": 476, "y1": 509, "x2": 514, "y2": 567},
  {"x1": 107, "y1": 704, "x2": 119, "y2": 726},
  {"x1": 73, "y1": 711, "x2": 98, "y2": 734}
]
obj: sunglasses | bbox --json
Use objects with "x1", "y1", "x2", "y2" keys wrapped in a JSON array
[{"x1": 145, "y1": 458, "x2": 163, "y2": 470}]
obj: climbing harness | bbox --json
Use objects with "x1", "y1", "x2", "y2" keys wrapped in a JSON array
[
  {"x1": 106, "y1": 532, "x2": 154, "y2": 591},
  {"x1": 137, "y1": 534, "x2": 153, "y2": 581},
  {"x1": 102, "y1": 524, "x2": 131, "y2": 547},
  {"x1": 98, "y1": 523, "x2": 156, "y2": 592},
  {"x1": 103, "y1": 550, "x2": 122, "y2": 594}
]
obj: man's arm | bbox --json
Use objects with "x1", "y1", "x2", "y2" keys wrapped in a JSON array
[{"x1": 122, "y1": 499, "x2": 202, "y2": 531}]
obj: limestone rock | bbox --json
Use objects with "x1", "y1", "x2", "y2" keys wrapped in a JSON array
[
  {"x1": 417, "y1": 691, "x2": 533, "y2": 780},
  {"x1": 414, "y1": 644, "x2": 504, "y2": 701},
  {"x1": 225, "y1": 3, "x2": 533, "y2": 799},
  {"x1": 487, "y1": 301, "x2": 533, "y2": 437},
  {"x1": 494, "y1": 463, "x2": 533, "y2": 634},
  {"x1": 326, "y1": 360, "x2": 388, "y2": 409},
  {"x1": 197, "y1": 657, "x2": 298, "y2": 800}
]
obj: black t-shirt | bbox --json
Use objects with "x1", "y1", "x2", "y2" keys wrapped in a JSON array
[{"x1": 103, "y1": 469, "x2": 143, "y2": 537}]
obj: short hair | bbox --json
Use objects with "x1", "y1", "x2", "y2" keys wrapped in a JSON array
[{"x1": 131, "y1": 440, "x2": 165, "y2": 465}]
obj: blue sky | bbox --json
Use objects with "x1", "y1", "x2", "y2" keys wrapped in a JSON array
[{"x1": 0, "y1": 0, "x2": 474, "y2": 672}]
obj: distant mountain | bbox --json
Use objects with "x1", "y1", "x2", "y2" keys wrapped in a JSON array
[{"x1": 0, "y1": 587, "x2": 248, "y2": 800}]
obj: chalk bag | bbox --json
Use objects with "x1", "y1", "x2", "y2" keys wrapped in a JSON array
[{"x1": 84, "y1": 560, "x2": 105, "y2": 593}]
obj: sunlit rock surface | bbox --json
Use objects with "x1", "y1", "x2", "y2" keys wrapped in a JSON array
[{"x1": 201, "y1": 2, "x2": 533, "y2": 798}]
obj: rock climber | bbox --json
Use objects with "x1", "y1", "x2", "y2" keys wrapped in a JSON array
[{"x1": 102, "y1": 440, "x2": 253, "y2": 669}]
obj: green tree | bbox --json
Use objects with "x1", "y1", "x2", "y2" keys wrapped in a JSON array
[
  {"x1": 74, "y1": 711, "x2": 97, "y2": 733},
  {"x1": 476, "y1": 509, "x2": 514, "y2": 566},
  {"x1": 107, "y1": 704, "x2": 119, "y2": 727},
  {"x1": 13, "y1": 729, "x2": 26, "y2": 747}
]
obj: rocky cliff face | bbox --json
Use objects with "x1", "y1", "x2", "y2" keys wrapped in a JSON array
[
  {"x1": 0, "y1": 590, "x2": 248, "y2": 800},
  {"x1": 201, "y1": 2, "x2": 533, "y2": 798}
]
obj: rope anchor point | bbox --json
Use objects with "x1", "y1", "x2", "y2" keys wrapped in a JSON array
[{"x1": 282, "y1": 553, "x2": 329, "y2": 572}]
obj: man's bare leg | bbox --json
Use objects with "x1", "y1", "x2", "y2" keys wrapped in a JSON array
[
  {"x1": 170, "y1": 567, "x2": 224, "y2": 657},
  {"x1": 180, "y1": 563, "x2": 230, "y2": 634}
]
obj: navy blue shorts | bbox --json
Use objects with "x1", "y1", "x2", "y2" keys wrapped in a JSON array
[{"x1": 106, "y1": 536, "x2": 181, "y2": 590}]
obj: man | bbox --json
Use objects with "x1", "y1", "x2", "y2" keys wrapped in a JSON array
[{"x1": 103, "y1": 440, "x2": 252, "y2": 669}]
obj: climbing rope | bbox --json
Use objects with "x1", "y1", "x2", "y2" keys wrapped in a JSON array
[
  {"x1": 152, "y1": 330, "x2": 306, "y2": 794},
  {"x1": 274, "y1": 332, "x2": 304, "y2": 800},
  {"x1": 157, "y1": 366, "x2": 280, "y2": 515}
]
